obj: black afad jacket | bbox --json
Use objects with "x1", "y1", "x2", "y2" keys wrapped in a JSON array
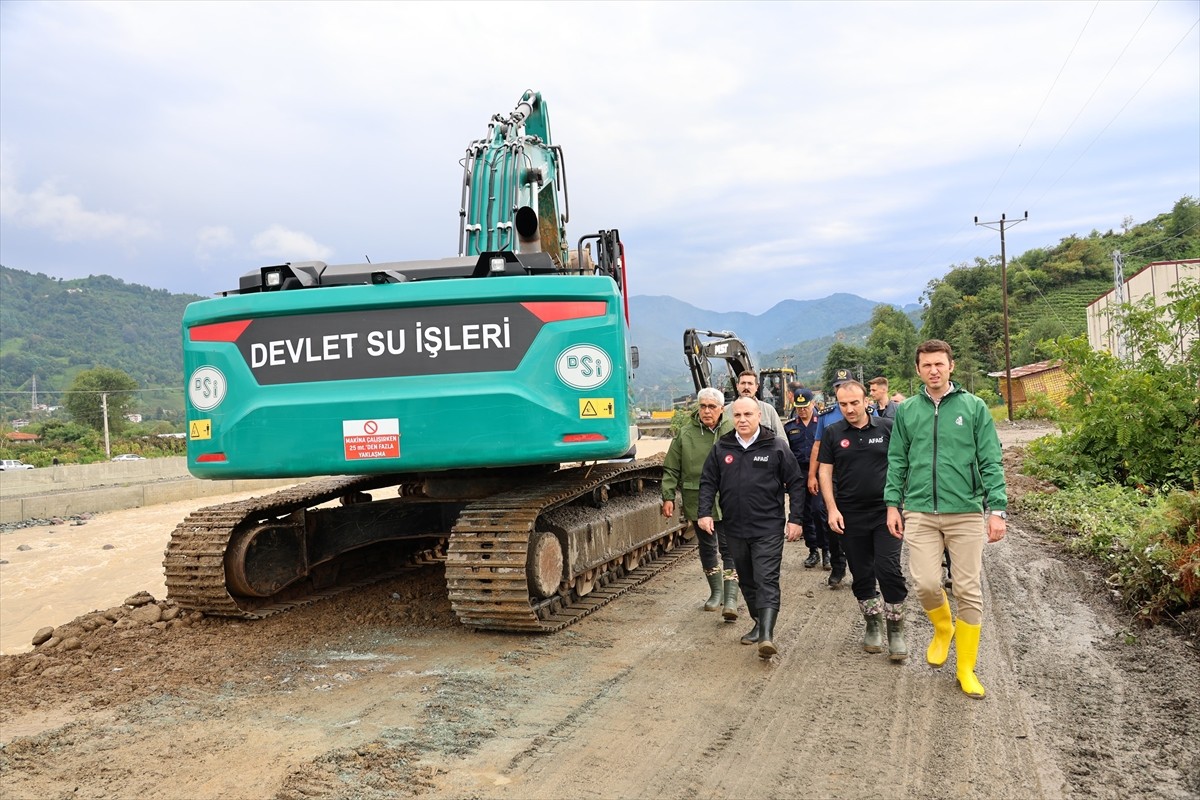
[{"x1": 697, "y1": 426, "x2": 806, "y2": 539}]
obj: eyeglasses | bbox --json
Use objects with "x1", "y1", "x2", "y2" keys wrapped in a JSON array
[{"x1": 698, "y1": 403, "x2": 721, "y2": 410}]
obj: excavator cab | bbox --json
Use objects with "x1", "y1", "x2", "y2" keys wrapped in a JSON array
[{"x1": 759, "y1": 367, "x2": 796, "y2": 418}]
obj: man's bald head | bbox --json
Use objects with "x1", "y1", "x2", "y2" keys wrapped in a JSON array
[{"x1": 731, "y1": 396, "x2": 761, "y2": 437}]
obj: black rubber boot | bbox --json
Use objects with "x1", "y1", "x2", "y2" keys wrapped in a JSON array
[
  {"x1": 803, "y1": 549, "x2": 821, "y2": 569},
  {"x1": 740, "y1": 613, "x2": 760, "y2": 645},
  {"x1": 821, "y1": 550, "x2": 831, "y2": 570},
  {"x1": 757, "y1": 608, "x2": 778, "y2": 658},
  {"x1": 827, "y1": 564, "x2": 846, "y2": 589}
]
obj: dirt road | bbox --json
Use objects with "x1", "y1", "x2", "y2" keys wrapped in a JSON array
[{"x1": 1, "y1": 426, "x2": 1197, "y2": 799}]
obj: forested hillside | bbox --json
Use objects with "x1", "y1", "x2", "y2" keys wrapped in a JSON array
[
  {"x1": 0, "y1": 269, "x2": 205, "y2": 419},
  {"x1": 916, "y1": 196, "x2": 1199, "y2": 391},
  {"x1": 1, "y1": 197, "x2": 1193, "y2": 423},
  {"x1": 817, "y1": 196, "x2": 1200, "y2": 396}
]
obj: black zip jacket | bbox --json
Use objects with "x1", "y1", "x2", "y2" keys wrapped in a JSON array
[{"x1": 697, "y1": 426, "x2": 805, "y2": 539}]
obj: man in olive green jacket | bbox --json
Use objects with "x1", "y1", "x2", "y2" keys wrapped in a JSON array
[{"x1": 662, "y1": 387, "x2": 739, "y2": 619}]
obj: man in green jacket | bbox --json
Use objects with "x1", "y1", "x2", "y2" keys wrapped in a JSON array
[
  {"x1": 662, "y1": 387, "x2": 739, "y2": 619},
  {"x1": 885, "y1": 340, "x2": 1007, "y2": 699}
]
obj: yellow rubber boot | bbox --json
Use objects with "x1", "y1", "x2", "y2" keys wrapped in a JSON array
[
  {"x1": 925, "y1": 599, "x2": 955, "y2": 667},
  {"x1": 955, "y1": 619, "x2": 986, "y2": 699}
]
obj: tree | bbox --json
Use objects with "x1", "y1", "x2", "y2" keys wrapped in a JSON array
[
  {"x1": 821, "y1": 342, "x2": 868, "y2": 390},
  {"x1": 864, "y1": 304, "x2": 918, "y2": 393},
  {"x1": 1014, "y1": 316, "x2": 1069, "y2": 364},
  {"x1": 64, "y1": 367, "x2": 139, "y2": 433},
  {"x1": 1029, "y1": 279, "x2": 1200, "y2": 488}
]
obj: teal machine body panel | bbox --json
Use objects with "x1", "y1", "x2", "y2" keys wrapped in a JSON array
[{"x1": 184, "y1": 274, "x2": 632, "y2": 479}]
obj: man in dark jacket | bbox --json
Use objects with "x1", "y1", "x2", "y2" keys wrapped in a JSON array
[
  {"x1": 818, "y1": 380, "x2": 907, "y2": 662},
  {"x1": 784, "y1": 387, "x2": 828, "y2": 569},
  {"x1": 698, "y1": 397, "x2": 805, "y2": 659}
]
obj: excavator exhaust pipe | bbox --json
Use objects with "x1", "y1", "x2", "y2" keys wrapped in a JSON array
[{"x1": 515, "y1": 206, "x2": 541, "y2": 254}]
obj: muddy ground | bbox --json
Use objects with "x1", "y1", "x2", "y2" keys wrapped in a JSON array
[{"x1": 1, "y1": 424, "x2": 1197, "y2": 800}]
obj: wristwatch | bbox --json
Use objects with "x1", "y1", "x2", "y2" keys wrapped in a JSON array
[{"x1": 990, "y1": 510, "x2": 1007, "y2": 520}]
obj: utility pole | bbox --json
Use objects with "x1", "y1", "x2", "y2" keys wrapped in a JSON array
[
  {"x1": 1112, "y1": 249, "x2": 1127, "y2": 362},
  {"x1": 101, "y1": 392, "x2": 111, "y2": 459},
  {"x1": 974, "y1": 211, "x2": 1028, "y2": 423}
]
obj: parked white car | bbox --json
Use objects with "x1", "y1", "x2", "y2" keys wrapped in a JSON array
[
  {"x1": 111, "y1": 454, "x2": 146, "y2": 462},
  {"x1": 0, "y1": 459, "x2": 34, "y2": 470}
]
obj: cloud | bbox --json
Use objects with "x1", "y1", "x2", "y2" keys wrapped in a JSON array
[
  {"x1": 250, "y1": 225, "x2": 333, "y2": 262},
  {"x1": 194, "y1": 225, "x2": 235, "y2": 259},
  {"x1": 0, "y1": 144, "x2": 156, "y2": 244}
]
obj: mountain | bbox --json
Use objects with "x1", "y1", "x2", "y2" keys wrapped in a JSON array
[
  {"x1": 0, "y1": 263, "x2": 918, "y2": 420},
  {"x1": 626, "y1": 294, "x2": 921, "y2": 403}
]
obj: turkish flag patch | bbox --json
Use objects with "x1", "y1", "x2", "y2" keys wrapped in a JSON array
[
  {"x1": 724, "y1": 454, "x2": 734, "y2": 464},
  {"x1": 839, "y1": 438, "x2": 851, "y2": 448}
]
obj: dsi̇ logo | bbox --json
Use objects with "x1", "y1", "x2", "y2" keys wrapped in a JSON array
[{"x1": 555, "y1": 345, "x2": 611, "y2": 389}]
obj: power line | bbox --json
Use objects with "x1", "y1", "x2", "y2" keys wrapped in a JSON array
[
  {"x1": 978, "y1": 1, "x2": 1102, "y2": 215},
  {"x1": 1007, "y1": 1, "x2": 1163, "y2": 210},
  {"x1": 1023, "y1": 15, "x2": 1200, "y2": 211}
]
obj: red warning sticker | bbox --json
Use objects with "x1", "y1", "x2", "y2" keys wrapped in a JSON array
[{"x1": 342, "y1": 418, "x2": 400, "y2": 460}]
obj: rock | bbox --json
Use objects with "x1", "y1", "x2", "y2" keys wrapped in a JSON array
[
  {"x1": 54, "y1": 623, "x2": 85, "y2": 641},
  {"x1": 71, "y1": 520, "x2": 87, "y2": 526},
  {"x1": 21, "y1": 654, "x2": 50, "y2": 675},
  {"x1": 103, "y1": 608, "x2": 126, "y2": 622},
  {"x1": 124, "y1": 591, "x2": 156, "y2": 607},
  {"x1": 129, "y1": 604, "x2": 162, "y2": 624},
  {"x1": 112, "y1": 618, "x2": 139, "y2": 630},
  {"x1": 42, "y1": 664, "x2": 72, "y2": 679},
  {"x1": 81, "y1": 618, "x2": 101, "y2": 632},
  {"x1": 43, "y1": 636, "x2": 62, "y2": 649},
  {"x1": 60, "y1": 636, "x2": 83, "y2": 651},
  {"x1": 32, "y1": 627, "x2": 54, "y2": 646},
  {"x1": 50, "y1": 517, "x2": 65, "y2": 525},
  {"x1": 160, "y1": 607, "x2": 180, "y2": 622},
  {"x1": 0, "y1": 559, "x2": 7, "y2": 564},
  {"x1": 16, "y1": 544, "x2": 31, "y2": 551},
  {"x1": 102, "y1": 544, "x2": 115, "y2": 550}
]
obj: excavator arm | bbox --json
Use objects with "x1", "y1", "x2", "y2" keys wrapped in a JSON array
[
  {"x1": 459, "y1": 90, "x2": 570, "y2": 268},
  {"x1": 683, "y1": 328, "x2": 756, "y2": 403}
]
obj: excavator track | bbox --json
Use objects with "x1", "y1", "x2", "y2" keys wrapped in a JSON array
[
  {"x1": 165, "y1": 457, "x2": 692, "y2": 630},
  {"x1": 447, "y1": 458, "x2": 691, "y2": 632},
  {"x1": 163, "y1": 474, "x2": 442, "y2": 619}
]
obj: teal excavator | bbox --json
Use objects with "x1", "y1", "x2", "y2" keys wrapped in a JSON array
[{"x1": 164, "y1": 92, "x2": 687, "y2": 631}]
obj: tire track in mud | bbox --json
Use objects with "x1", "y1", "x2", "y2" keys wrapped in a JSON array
[
  {"x1": 444, "y1": 542, "x2": 1058, "y2": 800},
  {"x1": 442, "y1": 523, "x2": 1155, "y2": 800}
]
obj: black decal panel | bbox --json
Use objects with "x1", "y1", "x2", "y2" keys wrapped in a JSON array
[{"x1": 234, "y1": 303, "x2": 542, "y2": 385}]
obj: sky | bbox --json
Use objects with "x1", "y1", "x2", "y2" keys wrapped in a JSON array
[{"x1": 1, "y1": 1, "x2": 1197, "y2": 315}]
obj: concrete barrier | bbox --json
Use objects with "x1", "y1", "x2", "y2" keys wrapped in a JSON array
[
  {"x1": 0, "y1": 458, "x2": 192, "y2": 493},
  {"x1": 0, "y1": 458, "x2": 298, "y2": 523}
]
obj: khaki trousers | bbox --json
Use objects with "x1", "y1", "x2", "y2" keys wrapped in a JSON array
[{"x1": 904, "y1": 511, "x2": 986, "y2": 625}]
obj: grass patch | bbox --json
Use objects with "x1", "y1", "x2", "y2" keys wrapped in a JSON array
[{"x1": 1016, "y1": 484, "x2": 1199, "y2": 623}]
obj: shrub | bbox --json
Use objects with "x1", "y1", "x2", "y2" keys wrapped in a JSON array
[
  {"x1": 1014, "y1": 391, "x2": 1059, "y2": 421},
  {"x1": 1017, "y1": 484, "x2": 1200, "y2": 622}
]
